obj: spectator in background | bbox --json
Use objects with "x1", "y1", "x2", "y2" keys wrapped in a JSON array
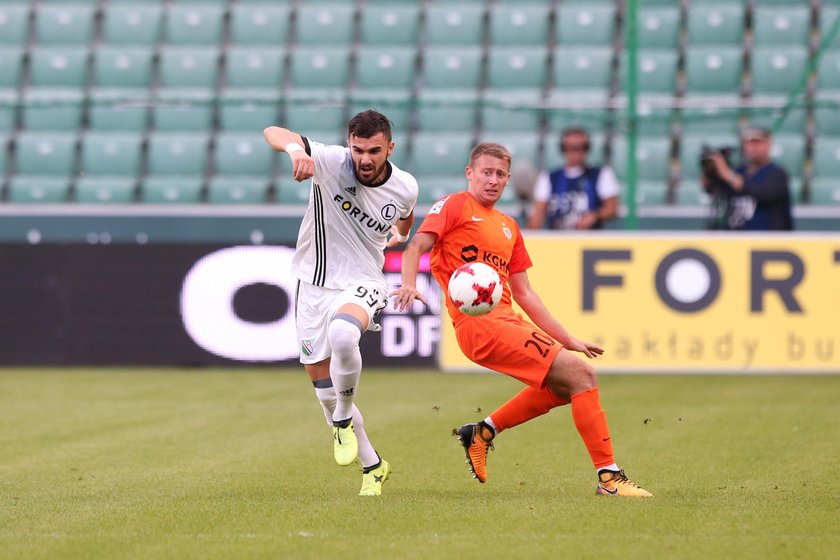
[
  {"x1": 527, "y1": 127, "x2": 620, "y2": 230},
  {"x1": 702, "y1": 126, "x2": 793, "y2": 231}
]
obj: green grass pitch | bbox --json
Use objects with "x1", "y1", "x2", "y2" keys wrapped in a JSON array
[{"x1": 1, "y1": 368, "x2": 838, "y2": 560}]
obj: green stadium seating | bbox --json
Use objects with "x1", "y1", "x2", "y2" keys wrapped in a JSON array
[
  {"x1": 214, "y1": 133, "x2": 275, "y2": 176},
  {"x1": 80, "y1": 133, "x2": 144, "y2": 176},
  {"x1": 207, "y1": 177, "x2": 269, "y2": 204},
  {"x1": 23, "y1": 46, "x2": 87, "y2": 130},
  {"x1": 14, "y1": 132, "x2": 77, "y2": 176},
  {"x1": 421, "y1": 47, "x2": 482, "y2": 90},
  {"x1": 815, "y1": 50, "x2": 840, "y2": 93},
  {"x1": 752, "y1": 7, "x2": 811, "y2": 46},
  {"x1": 811, "y1": 136, "x2": 840, "y2": 183},
  {"x1": 7, "y1": 176, "x2": 70, "y2": 203},
  {"x1": 88, "y1": 89, "x2": 150, "y2": 132},
  {"x1": 627, "y1": 181, "x2": 669, "y2": 207},
  {"x1": 165, "y1": 4, "x2": 226, "y2": 45},
  {"x1": 751, "y1": 47, "x2": 809, "y2": 96},
  {"x1": 0, "y1": 4, "x2": 29, "y2": 45},
  {"x1": 289, "y1": 47, "x2": 351, "y2": 90},
  {"x1": 770, "y1": 134, "x2": 805, "y2": 178},
  {"x1": 683, "y1": 46, "x2": 743, "y2": 94},
  {"x1": 410, "y1": 132, "x2": 473, "y2": 176},
  {"x1": 744, "y1": 106, "x2": 807, "y2": 134},
  {"x1": 351, "y1": 47, "x2": 415, "y2": 129},
  {"x1": 618, "y1": 50, "x2": 679, "y2": 94},
  {"x1": 74, "y1": 178, "x2": 135, "y2": 204},
  {"x1": 102, "y1": 5, "x2": 163, "y2": 45},
  {"x1": 809, "y1": 178, "x2": 840, "y2": 205},
  {"x1": 555, "y1": 4, "x2": 616, "y2": 46},
  {"x1": 813, "y1": 99, "x2": 840, "y2": 135},
  {"x1": 483, "y1": 47, "x2": 548, "y2": 132},
  {"x1": 424, "y1": 5, "x2": 484, "y2": 46},
  {"x1": 359, "y1": 6, "x2": 421, "y2": 46},
  {"x1": 637, "y1": 7, "x2": 680, "y2": 49},
  {"x1": 225, "y1": 48, "x2": 286, "y2": 88},
  {"x1": 146, "y1": 133, "x2": 210, "y2": 176},
  {"x1": 94, "y1": 47, "x2": 155, "y2": 89},
  {"x1": 220, "y1": 47, "x2": 284, "y2": 131},
  {"x1": 611, "y1": 137, "x2": 672, "y2": 182},
  {"x1": 416, "y1": 47, "x2": 481, "y2": 131},
  {"x1": 229, "y1": 4, "x2": 291, "y2": 45},
  {"x1": 819, "y1": 8, "x2": 840, "y2": 49},
  {"x1": 218, "y1": 92, "x2": 280, "y2": 132},
  {"x1": 477, "y1": 132, "x2": 541, "y2": 167},
  {"x1": 550, "y1": 47, "x2": 613, "y2": 98},
  {"x1": 488, "y1": 4, "x2": 551, "y2": 46},
  {"x1": 414, "y1": 175, "x2": 467, "y2": 205},
  {"x1": 416, "y1": 90, "x2": 478, "y2": 132},
  {"x1": 140, "y1": 177, "x2": 203, "y2": 204},
  {"x1": 0, "y1": 135, "x2": 8, "y2": 176},
  {"x1": 275, "y1": 181, "x2": 312, "y2": 205},
  {"x1": 295, "y1": 4, "x2": 356, "y2": 45},
  {"x1": 686, "y1": 4, "x2": 745, "y2": 45},
  {"x1": 35, "y1": 4, "x2": 95, "y2": 45},
  {"x1": 0, "y1": 48, "x2": 22, "y2": 130},
  {"x1": 154, "y1": 47, "x2": 220, "y2": 131},
  {"x1": 673, "y1": 183, "x2": 712, "y2": 207}
]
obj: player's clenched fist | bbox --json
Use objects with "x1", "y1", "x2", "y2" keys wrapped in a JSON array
[{"x1": 289, "y1": 151, "x2": 315, "y2": 182}]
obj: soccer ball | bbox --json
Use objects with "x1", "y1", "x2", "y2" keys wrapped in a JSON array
[{"x1": 447, "y1": 262, "x2": 502, "y2": 316}]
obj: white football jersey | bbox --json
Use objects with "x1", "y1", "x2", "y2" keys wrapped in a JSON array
[{"x1": 291, "y1": 137, "x2": 419, "y2": 289}]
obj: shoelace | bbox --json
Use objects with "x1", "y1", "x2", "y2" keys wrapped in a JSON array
[{"x1": 612, "y1": 470, "x2": 641, "y2": 488}]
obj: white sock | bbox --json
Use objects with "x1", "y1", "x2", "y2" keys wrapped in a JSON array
[
  {"x1": 483, "y1": 416, "x2": 498, "y2": 433},
  {"x1": 598, "y1": 463, "x2": 620, "y2": 473},
  {"x1": 328, "y1": 316, "x2": 363, "y2": 423},
  {"x1": 313, "y1": 381, "x2": 378, "y2": 469}
]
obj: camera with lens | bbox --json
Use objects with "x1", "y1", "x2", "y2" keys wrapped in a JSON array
[{"x1": 699, "y1": 145, "x2": 735, "y2": 189}]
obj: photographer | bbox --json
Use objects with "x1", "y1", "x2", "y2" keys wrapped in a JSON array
[{"x1": 701, "y1": 126, "x2": 793, "y2": 231}]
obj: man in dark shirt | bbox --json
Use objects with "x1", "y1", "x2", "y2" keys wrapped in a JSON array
[{"x1": 704, "y1": 126, "x2": 793, "y2": 231}]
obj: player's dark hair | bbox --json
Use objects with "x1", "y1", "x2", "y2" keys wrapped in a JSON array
[
  {"x1": 560, "y1": 127, "x2": 590, "y2": 153},
  {"x1": 469, "y1": 142, "x2": 512, "y2": 169},
  {"x1": 348, "y1": 109, "x2": 392, "y2": 141}
]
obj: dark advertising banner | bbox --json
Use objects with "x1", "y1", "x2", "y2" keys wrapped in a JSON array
[{"x1": 0, "y1": 244, "x2": 441, "y2": 367}]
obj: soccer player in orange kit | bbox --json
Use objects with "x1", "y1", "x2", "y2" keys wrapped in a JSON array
[{"x1": 391, "y1": 142, "x2": 653, "y2": 497}]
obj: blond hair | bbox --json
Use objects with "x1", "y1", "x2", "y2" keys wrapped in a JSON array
[{"x1": 469, "y1": 142, "x2": 512, "y2": 169}]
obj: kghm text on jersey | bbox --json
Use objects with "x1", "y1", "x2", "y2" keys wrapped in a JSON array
[{"x1": 333, "y1": 193, "x2": 390, "y2": 234}]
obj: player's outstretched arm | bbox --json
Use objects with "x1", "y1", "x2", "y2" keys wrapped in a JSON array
[
  {"x1": 386, "y1": 211, "x2": 415, "y2": 248},
  {"x1": 390, "y1": 231, "x2": 436, "y2": 311},
  {"x1": 509, "y1": 271, "x2": 604, "y2": 359},
  {"x1": 263, "y1": 126, "x2": 314, "y2": 182}
]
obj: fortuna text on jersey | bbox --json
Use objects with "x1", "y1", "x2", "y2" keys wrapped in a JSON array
[{"x1": 332, "y1": 191, "x2": 392, "y2": 235}]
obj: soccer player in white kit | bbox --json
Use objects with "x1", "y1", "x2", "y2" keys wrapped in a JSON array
[{"x1": 264, "y1": 110, "x2": 418, "y2": 496}]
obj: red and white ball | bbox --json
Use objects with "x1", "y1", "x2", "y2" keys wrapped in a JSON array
[{"x1": 447, "y1": 262, "x2": 502, "y2": 316}]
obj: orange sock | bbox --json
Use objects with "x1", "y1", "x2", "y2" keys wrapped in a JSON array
[
  {"x1": 489, "y1": 385, "x2": 569, "y2": 433},
  {"x1": 570, "y1": 387, "x2": 615, "y2": 469}
]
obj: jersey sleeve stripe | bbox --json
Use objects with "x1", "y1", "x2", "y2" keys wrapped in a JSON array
[{"x1": 312, "y1": 183, "x2": 327, "y2": 286}]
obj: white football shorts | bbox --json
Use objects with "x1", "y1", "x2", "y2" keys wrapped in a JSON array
[{"x1": 295, "y1": 279, "x2": 389, "y2": 364}]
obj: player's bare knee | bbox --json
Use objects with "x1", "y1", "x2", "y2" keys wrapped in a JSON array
[{"x1": 328, "y1": 314, "x2": 362, "y2": 360}]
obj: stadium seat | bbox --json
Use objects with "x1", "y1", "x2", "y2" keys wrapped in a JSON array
[
  {"x1": 90, "y1": 45, "x2": 154, "y2": 131},
  {"x1": 618, "y1": 50, "x2": 678, "y2": 94},
  {"x1": 424, "y1": 5, "x2": 485, "y2": 46},
  {"x1": 93, "y1": 46, "x2": 155, "y2": 89},
  {"x1": 219, "y1": 47, "x2": 284, "y2": 131},
  {"x1": 683, "y1": 46, "x2": 743, "y2": 94},
  {"x1": 410, "y1": 132, "x2": 474, "y2": 176},
  {"x1": 769, "y1": 134, "x2": 805, "y2": 178},
  {"x1": 550, "y1": 47, "x2": 613, "y2": 99},
  {"x1": 814, "y1": 99, "x2": 840, "y2": 135},
  {"x1": 811, "y1": 136, "x2": 840, "y2": 183},
  {"x1": 295, "y1": 4, "x2": 356, "y2": 45},
  {"x1": 276, "y1": 181, "x2": 312, "y2": 205},
  {"x1": 483, "y1": 47, "x2": 548, "y2": 132},
  {"x1": 80, "y1": 132, "x2": 144, "y2": 177},
  {"x1": 214, "y1": 132, "x2": 275, "y2": 177},
  {"x1": 225, "y1": 47, "x2": 285, "y2": 89},
  {"x1": 359, "y1": 6, "x2": 421, "y2": 46},
  {"x1": 140, "y1": 177, "x2": 203, "y2": 204},
  {"x1": 34, "y1": 4, "x2": 95, "y2": 45},
  {"x1": 14, "y1": 132, "x2": 78, "y2": 176},
  {"x1": 488, "y1": 4, "x2": 551, "y2": 46},
  {"x1": 229, "y1": 4, "x2": 291, "y2": 45},
  {"x1": 0, "y1": 48, "x2": 22, "y2": 130},
  {"x1": 744, "y1": 106, "x2": 807, "y2": 134},
  {"x1": 146, "y1": 133, "x2": 210, "y2": 176},
  {"x1": 414, "y1": 175, "x2": 467, "y2": 205},
  {"x1": 819, "y1": 7, "x2": 840, "y2": 49},
  {"x1": 673, "y1": 182, "x2": 712, "y2": 207},
  {"x1": 0, "y1": 4, "x2": 29, "y2": 45},
  {"x1": 815, "y1": 50, "x2": 840, "y2": 94},
  {"x1": 637, "y1": 7, "x2": 680, "y2": 49},
  {"x1": 286, "y1": 47, "x2": 351, "y2": 136},
  {"x1": 809, "y1": 178, "x2": 840, "y2": 205},
  {"x1": 218, "y1": 93, "x2": 280, "y2": 132},
  {"x1": 7, "y1": 176, "x2": 70, "y2": 203},
  {"x1": 477, "y1": 132, "x2": 541, "y2": 167},
  {"x1": 288, "y1": 47, "x2": 351, "y2": 90},
  {"x1": 20, "y1": 46, "x2": 86, "y2": 130},
  {"x1": 350, "y1": 47, "x2": 416, "y2": 129},
  {"x1": 165, "y1": 4, "x2": 226, "y2": 45},
  {"x1": 74, "y1": 178, "x2": 135, "y2": 204},
  {"x1": 0, "y1": 134, "x2": 8, "y2": 177},
  {"x1": 416, "y1": 47, "x2": 481, "y2": 132},
  {"x1": 101, "y1": 5, "x2": 163, "y2": 45},
  {"x1": 751, "y1": 47, "x2": 809, "y2": 96},
  {"x1": 752, "y1": 7, "x2": 811, "y2": 46},
  {"x1": 555, "y1": 4, "x2": 616, "y2": 46},
  {"x1": 207, "y1": 177, "x2": 270, "y2": 204},
  {"x1": 154, "y1": 47, "x2": 220, "y2": 131},
  {"x1": 611, "y1": 137, "x2": 672, "y2": 183},
  {"x1": 686, "y1": 4, "x2": 745, "y2": 46}
]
